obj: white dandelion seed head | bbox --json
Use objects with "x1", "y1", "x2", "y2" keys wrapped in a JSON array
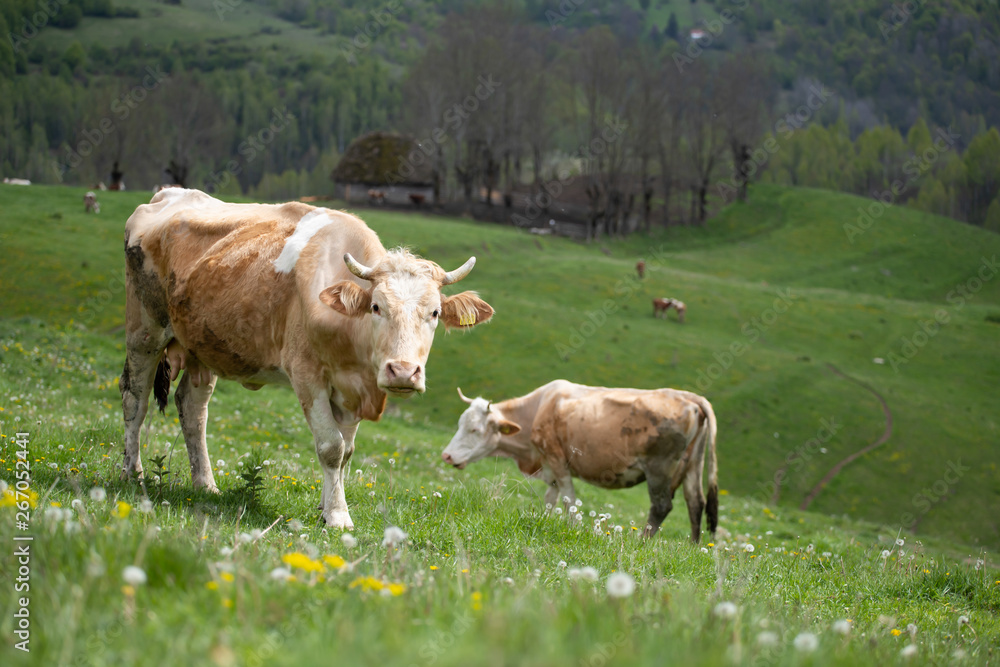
[
  {"x1": 833, "y1": 619, "x2": 851, "y2": 635},
  {"x1": 216, "y1": 459, "x2": 225, "y2": 468},
  {"x1": 744, "y1": 544, "x2": 755, "y2": 553},
  {"x1": 562, "y1": 496, "x2": 570, "y2": 504},
  {"x1": 382, "y1": 526, "x2": 408, "y2": 548},
  {"x1": 89, "y1": 487, "x2": 107, "y2": 502},
  {"x1": 881, "y1": 550, "x2": 891, "y2": 559},
  {"x1": 614, "y1": 525, "x2": 623, "y2": 533},
  {"x1": 701, "y1": 547, "x2": 709, "y2": 554},
  {"x1": 713, "y1": 601, "x2": 738, "y2": 619},
  {"x1": 138, "y1": 499, "x2": 154, "y2": 514},
  {"x1": 238, "y1": 532, "x2": 253, "y2": 544},
  {"x1": 793, "y1": 632, "x2": 819, "y2": 653},
  {"x1": 822, "y1": 551, "x2": 832, "y2": 558},
  {"x1": 554, "y1": 507, "x2": 563, "y2": 515},
  {"x1": 952, "y1": 649, "x2": 967, "y2": 661},
  {"x1": 269, "y1": 567, "x2": 292, "y2": 582},
  {"x1": 161, "y1": 500, "x2": 171, "y2": 507},
  {"x1": 606, "y1": 572, "x2": 635, "y2": 598},
  {"x1": 288, "y1": 519, "x2": 304, "y2": 532},
  {"x1": 71, "y1": 498, "x2": 83, "y2": 510},
  {"x1": 569, "y1": 506, "x2": 578, "y2": 514},
  {"x1": 220, "y1": 547, "x2": 234, "y2": 557},
  {"x1": 557, "y1": 561, "x2": 567, "y2": 568},
  {"x1": 568, "y1": 566, "x2": 599, "y2": 582},
  {"x1": 896, "y1": 538, "x2": 905, "y2": 546},
  {"x1": 589, "y1": 510, "x2": 596, "y2": 517},
  {"x1": 900, "y1": 644, "x2": 918, "y2": 659},
  {"x1": 341, "y1": 533, "x2": 358, "y2": 549},
  {"x1": 906, "y1": 623, "x2": 917, "y2": 637},
  {"x1": 122, "y1": 566, "x2": 147, "y2": 586},
  {"x1": 388, "y1": 458, "x2": 395, "y2": 465},
  {"x1": 575, "y1": 499, "x2": 582, "y2": 507},
  {"x1": 958, "y1": 615, "x2": 969, "y2": 626},
  {"x1": 250, "y1": 529, "x2": 263, "y2": 541},
  {"x1": 756, "y1": 631, "x2": 779, "y2": 647},
  {"x1": 432, "y1": 491, "x2": 442, "y2": 498},
  {"x1": 369, "y1": 491, "x2": 375, "y2": 497}
]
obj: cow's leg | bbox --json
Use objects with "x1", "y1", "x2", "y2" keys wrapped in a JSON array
[
  {"x1": 681, "y1": 460, "x2": 707, "y2": 543},
  {"x1": 643, "y1": 465, "x2": 675, "y2": 538},
  {"x1": 175, "y1": 369, "x2": 219, "y2": 492},
  {"x1": 120, "y1": 293, "x2": 168, "y2": 480},
  {"x1": 297, "y1": 387, "x2": 353, "y2": 529}
]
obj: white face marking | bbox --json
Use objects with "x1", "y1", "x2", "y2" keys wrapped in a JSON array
[
  {"x1": 384, "y1": 274, "x2": 433, "y2": 317},
  {"x1": 443, "y1": 399, "x2": 499, "y2": 467},
  {"x1": 273, "y1": 210, "x2": 333, "y2": 274}
]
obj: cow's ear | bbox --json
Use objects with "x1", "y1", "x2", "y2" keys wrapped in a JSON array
[
  {"x1": 497, "y1": 419, "x2": 520, "y2": 436},
  {"x1": 441, "y1": 291, "x2": 494, "y2": 329},
  {"x1": 319, "y1": 281, "x2": 371, "y2": 317}
]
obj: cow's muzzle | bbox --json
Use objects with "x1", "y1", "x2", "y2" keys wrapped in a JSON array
[
  {"x1": 441, "y1": 452, "x2": 466, "y2": 469},
  {"x1": 382, "y1": 361, "x2": 424, "y2": 395}
]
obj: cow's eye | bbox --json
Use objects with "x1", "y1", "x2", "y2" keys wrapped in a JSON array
[
  {"x1": 431, "y1": 309, "x2": 439, "y2": 319},
  {"x1": 371, "y1": 304, "x2": 380, "y2": 315}
]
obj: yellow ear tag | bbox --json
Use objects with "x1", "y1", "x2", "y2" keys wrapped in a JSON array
[{"x1": 459, "y1": 313, "x2": 474, "y2": 326}]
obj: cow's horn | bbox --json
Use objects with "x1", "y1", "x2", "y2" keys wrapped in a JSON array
[
  {"x1": 457, "y1": 387, "x2": 474, "y2": 404},
  {"x1": 344, "y1": 253, "x2": 375, "y2": 280},
  {"x1": 441, "y1": 256, "x2": 476, "y2": 285}
]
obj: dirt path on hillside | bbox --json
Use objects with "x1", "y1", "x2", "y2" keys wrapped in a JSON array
[{"x1": 798, "y1": 363, "x2": 894, "y2": 511}]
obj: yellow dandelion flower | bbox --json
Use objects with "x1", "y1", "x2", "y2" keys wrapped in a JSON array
[
  {"x1": 122, "y1": 585, "x2": 136, "y2": 597},
  {"x1": 388, "y1": 583, "x2": 407, "y2": 596},
  {"x1": 222, "y1": 598, "x2": 233, "y2": 608},
  {"x1": 282, "y1": 552, "x2": 324, "y2": 573},
  {"x1": 112, "y1": 501, "x2": 132, "y2": 519},
  {"x1": 220, "y1": 572, "x2": 235, "y2": 583},
  {"x1": 1, "y1": 487, "x2": 38, "y2": 508},
  {"x1": 206, "y1": 581, "x2": 219, "y2": 591},
  {"x1": 429, "y1": 566, "x2": 439, "y2": 571},
  {"x1": 323, "y1": 555, "x2": 347, "y2": 570},
  {"x1": 891, "y1": 629, "x2": 902, "y2": 636},
  {"x1": 349, "y1": 576, "x2": 384, "y2": 592}
]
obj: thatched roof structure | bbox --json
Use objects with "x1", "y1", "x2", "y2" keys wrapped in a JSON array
[{"x1": 331, "y1": 132, "x2": 433, "y2": 187}]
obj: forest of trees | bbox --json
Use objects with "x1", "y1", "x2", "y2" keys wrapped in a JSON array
[{"x1": 1, "y1": 0, "x2": 999, "y2": 234}]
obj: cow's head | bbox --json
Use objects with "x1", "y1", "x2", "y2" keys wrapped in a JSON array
[
  {"x1": 319, "y1": 250, "x2": 493, "y2": 396},
  {"x1": 441, "y1": 388, "x2": 523, "y2": 469}
]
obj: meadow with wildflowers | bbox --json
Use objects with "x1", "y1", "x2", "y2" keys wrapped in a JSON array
[{"x1": 0, "y1": 184, "x2": 998, "y2": 665}]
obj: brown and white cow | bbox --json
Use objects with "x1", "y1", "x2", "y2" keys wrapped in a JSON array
[
  {"x1": 653, "y1": 297, "x2": 685, "y2": 322},
  {"x1": 84, "y1": 191, "x2": 100, "y2": 214},
  {"x1": 120, "y1": 188, "x2": 493, "y2": 528},
  {"x1": 441, "y1": 381, "x2": 718, "y2": 541}
]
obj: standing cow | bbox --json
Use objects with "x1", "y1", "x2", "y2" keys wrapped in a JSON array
[
  {"x1": 441, "y1": 381, "x2": 718, "y2": 542},
  {"x1": 653, "y1": 297, "x2": 686, "y2": 323},
  {"x1": 120, "y1": 188, "x2": 493, "y2": 529}
]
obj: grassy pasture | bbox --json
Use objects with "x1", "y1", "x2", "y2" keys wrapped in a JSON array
[{"x1": 0, "y1": 183, "x2": 998, "y2": 665}]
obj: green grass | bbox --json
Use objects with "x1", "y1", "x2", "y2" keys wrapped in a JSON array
[{"x1": 0, "y1": 182, "x2": 998, "y2": 665}]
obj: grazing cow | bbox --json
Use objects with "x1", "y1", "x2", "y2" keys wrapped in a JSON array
[
  {"x1": 3, "y1": 178, "x2": 31, "y2": 185},
  {"x1": 636, "y1": 260, "x2": 645, "y2": 279},
  {"x1": 84, "y1": 191, "x2": 100, "y2": 214},
  {"x1": 409, "y1": 193, "x2": 426, "y2": 207},
  {"x1": 120, "y1": 188, "x2": 494, "y2": 529},
  {"x1": 441, "y1": 381, "x2": 718, "y2": 542},
  {"x1": 653, "y1": 297, "x2": 686, "y2": 323},
  {"x1": 367, "y1": 189, "x2": 386, "y2": 205}
]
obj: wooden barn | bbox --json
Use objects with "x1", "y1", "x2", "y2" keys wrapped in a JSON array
[{"x1": 331, "y1": 132, "x2": 435, "y2": 207}]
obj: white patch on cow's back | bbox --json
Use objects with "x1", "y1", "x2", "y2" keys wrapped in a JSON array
[{"x1": 273, "y1": 209, "x2": 333, "y2": 274}]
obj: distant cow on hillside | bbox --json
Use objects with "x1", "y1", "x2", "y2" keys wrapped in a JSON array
[
  {"x1": 441, "y1": 381, "x2": 718, "y2": 542},
  {"x1": 653, "y1": 297, "x2": 685, "y2": 323},
  {"x1": 84, "y1": 191, "x2": 100, "y2": 214},
  {"x1": 636, "y1": 260, "x2": 645, "y2": 279},
  {"x1": 367, "y1": 189, "x2": 385, "y2": 205}
]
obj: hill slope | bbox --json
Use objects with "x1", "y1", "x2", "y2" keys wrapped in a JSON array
[{"x1": 0, "y1": 183, "x2": 998, "y2": 553}]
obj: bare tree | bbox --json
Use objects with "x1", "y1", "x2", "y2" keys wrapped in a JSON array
[
  {"x1": 160, "y1": 74, "x2": 226, "y2": 188},
  {"x1": 683, "y1": 60, "x2": 726, "y2": 224},
  {"x1": 717, "y1": 51, "x2": 774, "y2": 203}
]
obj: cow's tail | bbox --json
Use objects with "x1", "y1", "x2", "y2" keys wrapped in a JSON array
[
  {"x1": 695, "y1": 395, "x2": 719, "y2": 535},
  {"x1": 153, "y1": 357, "x2": 170, "y2": 414}
]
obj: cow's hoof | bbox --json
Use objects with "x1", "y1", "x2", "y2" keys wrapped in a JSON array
[
  {"x1": 192, "y1": 479, "x2": 221, "y2": 494},
  {"x1": 322, "y1": 511, "x2": 354, "y2": 530}
]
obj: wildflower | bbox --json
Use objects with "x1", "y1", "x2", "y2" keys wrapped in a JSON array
[
  {"x1": 288, "y1": 519, "x2": 304, "y2": 531},
  {"x1": 896, "y1": 538, "x2": 905, "y2": 547},
  {"x1": 138, "y1": 499, "x2": 154, "y2": 514},
  {"x1": 562, "y1": 496, "x2": 571, "y2": 504},
  {"x1": 220, "y1": 547, "x2": 233, "y2": 557},
  {"x1": 382, "y1": 526, "x2": 408, "y2": 548},
  {"x1": 250, "y1": 529, "x2": 263, "y2": 540},
  {"x1": 793, "y1": 633, "x2": 818, "y2": 652},
  {"x1": 568, "y1": 567, "x2": 599, "y2": 582},
  {"x1": 575, "y1": 499, "x2": 582, "y2": 507},
  {"x1": 553, "y1": 507, "x2": 563, "y2": 515},
  {"x1": 269, "y1": 567, "x2": 292, "y2": 582},
  {"x1": 112, "y1": 501, "x2": 132, "y2": 519},
  {"x1": 387, "y1": 582, "x2": 406, "y2": 596},
  {"x1": 216, "y1": 459, "x2": 225, "y2": 468},
  {"x1": 614, "y1": 525, "x2": 623, "y2": 533},
  {"x1": 89, "y1": 487, "x2": 107, "y2": 502},
  {"x1": 341, "y1": 533, "x2": 358, "y2": 549},
  {"x1": 958, "y1": 615, "x2": 969, "y2": 626},
  {"x1": 906, "y1": 623, "x2": 917, "y2": 639},
  {"x1": 881, "y1": 550, "x2": 891, "y2": 559},
  {"x1": 282, "y1": 552, "x2": 324, "y2": 573},
  {"x1": 606, "y1": 572, "x2": 635, "y2": 598},
  {"x1": 161, "y1": 501, "x2": 171, "y2": 507},
  {"x1": 323, "y1": 555, "x2": 347, "y2": 569},
  {"x1": 900, "y1": 644, "x2": 917, "y2": 659},
  {"x1": 569, "y1": 506, "x2": 578, "y2": 514},
  {"x1": 756, "y1": 631, "x2": 779, "y2": 647},
  {"x1": 701, "y1": 547, "x2": 709, "y2": 554},
  {"x1": 833, "y1": 619, "x2": 851, "y2": 635},
  {"x1": 71, "y1": 498, "x2": 83, "y2": 510},
  {"x1": 589, "y1": 510, "x2": 596, "y2": 517},
  {"x1": 744, "y1": 544, "x2": 755, "y2": 553},
  {"x1": 122, "y1": 566, "x2": 147, "y2": 586},
  {"x1": 557, "y1": 561, "x2": 567, "y2": 568},
  {"x1": 238, "y1": 532, "x2": 253, "y2": 544},
  {"x1": 890, "y1": 629, "x2": 902, "y2": 637},
  {"x1": 713, "y1": 602, "x2": 738, "y2": 619},
  {"x1": 432, "y1": 491, "x2": 442, "y2": 498},
  {"x1": 349, "y1": 576, "x2": 385, "y2": 592}
]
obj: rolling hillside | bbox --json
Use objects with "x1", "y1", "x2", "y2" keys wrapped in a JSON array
[{"x1": 0, "y1": 183, "x2": 997, "y2": 552}]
